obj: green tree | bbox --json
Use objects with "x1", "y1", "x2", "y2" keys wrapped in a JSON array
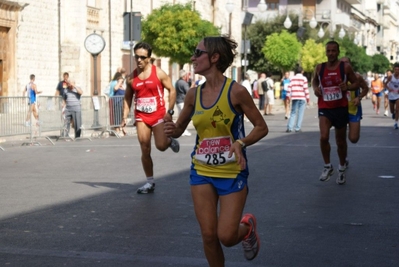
[
  {"x1": 246, "y1": 16, "x2": 287, "y2": 73},
  {"x1": 301, "y1": 39, "x2": 325, "y2": 73},
  {"x1": 262, "y1": 30, "x2": 302, "y2": 73},
  {"x1": 371, "y1": 53, "x2": 391, "y2": 74},
  {"x1": 339, "y1": 37, "x2": 372, "y2": 74},
  {"x1": 141, "y1": 3, "x2": 219, "y2": 66},
  {"x1": 247, "y1": 15, "x2": 317, "y2": 74}
]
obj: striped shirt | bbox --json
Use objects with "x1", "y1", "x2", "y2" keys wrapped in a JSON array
[
  {"x1": 63, "y1": 88, "x2": 81, "y2": 111},
  {"x1": 287, "y1": 73, "x2": 309, "y2": 101}
]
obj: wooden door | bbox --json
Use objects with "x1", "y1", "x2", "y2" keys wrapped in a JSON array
[
  {"x1": 0, "y1": 26, "x2": 9, "y2": 96},
  {"x1": 0, "y1": 60, "x2": 3, "y2": 96}
]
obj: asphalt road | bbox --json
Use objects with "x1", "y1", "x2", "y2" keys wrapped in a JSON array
[{"x1": 0, "y1": 99, "x2": 398, "y2": 267}]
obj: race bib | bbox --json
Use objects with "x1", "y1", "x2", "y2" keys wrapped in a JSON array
[
  {"x1": 195, "y1": 136, "x2": 235, "y2": 166},
  {"x1": 136, "y1": 97, "x2": 157, "y2": 113},
  {"x1": 322, "y1": 86, "x2": 342, "y2": 101}
]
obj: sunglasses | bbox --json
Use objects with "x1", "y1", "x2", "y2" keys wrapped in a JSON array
[
  {"x1": 134, "y1": 55, "x2": 149, "y2": 60},
  {"x1": 193, "y1": 49, "x2": 208, "y2": 58}
]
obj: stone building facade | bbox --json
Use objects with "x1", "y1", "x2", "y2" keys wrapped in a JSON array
[{"x1": 0, "y1": 0, "x2": 242, "y2": 98}]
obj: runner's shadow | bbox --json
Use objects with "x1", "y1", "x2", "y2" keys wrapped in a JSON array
[{"x1": 74, "y1": 181, "x2": 134, "y2": 190}]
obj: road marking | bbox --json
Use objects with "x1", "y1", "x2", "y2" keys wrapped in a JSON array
[{"x1": 378, "y1": 175, "x2": 396, "y2": 179}]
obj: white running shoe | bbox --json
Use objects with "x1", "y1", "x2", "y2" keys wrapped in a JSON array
[
  {"x1": 137, "y1": 182, "x2": 155, "y2": 194},
  {"x1": 319, "y1": 165, "x2": 334, "y2": 182},
  {"x1": 182, "y1": 130, "x2": 192, "y2": 136},
  {"x1": 344, "y1": 160, "x2": 349, "y2": 169},
  {"x1": 336, "y1": 170, "x2": 346, "y2": 185},
  {"x1": 384, "y1": 110, "x2": 389, "y2": 116}
]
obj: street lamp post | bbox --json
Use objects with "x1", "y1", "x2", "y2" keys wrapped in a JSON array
[
  {"x1": 284, "y1": 8, "x2": 345, "y2": 40},
  {"x1": 316, "y1": 22, "x2": 345, "y2": 40},
  {"x1": 241, "y1": 0, "x2": 267, "y2": 76},
  {"x1": 225, "y1": 0, "x2": 235, "y2": 78},
  {"x1": 242, "y1": 12, "x2": 253, "y2": 76}
]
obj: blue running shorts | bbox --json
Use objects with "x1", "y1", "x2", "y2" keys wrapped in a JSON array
[
  {"x1": 190, "y1": 170, "x2": 248, "y2": 196},
  {"x1": 349, "y1": 105, "x2": 362, "y2": 123},
  {"x1": 281, "y1": 89, "x2": 287, "y2": 100}
]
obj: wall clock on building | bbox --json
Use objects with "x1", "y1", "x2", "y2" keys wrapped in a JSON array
[{"x1": 84, "y1": 32, "x2": 106, "y2": 55}]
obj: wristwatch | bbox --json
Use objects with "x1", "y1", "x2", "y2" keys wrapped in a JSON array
[
  {"x1": 236, "y1": 139, "x2": 246, "y2": 148},
  {"x1": 167, "y1": 109, "x2": 174, "y2": 116}
]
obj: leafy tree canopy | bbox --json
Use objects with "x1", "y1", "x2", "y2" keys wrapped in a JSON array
[
  {"x1": 142, "y1": 3, "x2": 219, "y2": 66},
  {"x1": 338, "y1": 37, "x2": 372, "y2": 74},
  {"x1": 371, "y1": 53, "x2": 391, "y2": 74},
  {"x1": 301, "y1": 39, "x2": 325, "y2": 73},
  {"x1": 246, "y1": 16, "x2": 287, "y2": 74},
  {"x1": 246, "y1": 16, "x2": 391, "y2": 77},
  {"x1": 262, "y1": 30, "x2": 302, "y2": 73}
]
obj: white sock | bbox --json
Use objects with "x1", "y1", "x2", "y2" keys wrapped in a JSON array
[
  {"x1": 146, "y1": 177, "x2": 154, "y2": 184},
  {"x1": 338, "y1": 165, "x2": 345, "y2": 171},
  {"x1": 324, "y1": 163, "x2": 332, "y2": 168}
]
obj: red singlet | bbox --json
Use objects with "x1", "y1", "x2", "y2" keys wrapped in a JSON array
[
  {"x1": 132, "y1": 65, "x2": 166, "y2": 126},
  {"x1": 318, "y1": 63, "x2": 348, "y2": 109}
]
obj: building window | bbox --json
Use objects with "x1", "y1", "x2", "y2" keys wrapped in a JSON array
[{"x1": 267, "y1": 0, "x2": 279, "y2": 10}]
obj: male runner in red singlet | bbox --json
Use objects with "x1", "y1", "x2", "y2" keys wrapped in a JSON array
[
  {"x1": 312, "y1": 41, "x2": 359, "y2": 185},
  {"x1": 122, "y1": 42, "x2": 180, "y2": 194}
]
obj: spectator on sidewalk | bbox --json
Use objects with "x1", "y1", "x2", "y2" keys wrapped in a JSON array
[
  {"x1": 257, "y1": 73, "x2": 266, "y2": 111},
  {"x1": 175, "y1": 69, "x2": 191, "y2": 136},
  {"x1": 252, "y1": 79, "x2": 259, "y2": 99},
  {"x1": 55, "y1": 72, "x2": 69, "y2": 97},
  {"x1": 194, "y1": 75, "x2": 206, "y2": 87},
  {"x1": 63, "y1": 79, "x2": 83, "y2": 138},
  {"x1": 117, "y1": 67, "x2": 127, "y2": 89},
  {"x1": 264, "y1": 71, "x2": 275, "y2": 115},
  {"x1": 286, "y1": 66, "x2": 309, "y2": 133},
  {"x1": 109, "y1": 72, "x2": 126, "y2": 135},
  {"x1": 241, "y1": 73, "x2": 253, "y2": 122},
  {"x1": 241, "y1": 73, "x2": 252, "y2": 98},
  {"x1": 281, "y1": 71, "x2": 291, "y2": 119},
  {"x1": 55, "y1": 72, "x2": 70, "y2": 134}
]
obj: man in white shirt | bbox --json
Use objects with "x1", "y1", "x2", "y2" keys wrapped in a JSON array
[{"x1": 264, "y1": 72, "x2": 275, "y2": 115}]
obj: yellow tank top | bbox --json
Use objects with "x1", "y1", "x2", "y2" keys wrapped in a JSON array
[
  {"x1": 191, "y1": 78, "x2": 247, "y2": 178},
  {"x1": 347, "y1": 82, "x2": 360, "y2": 115}
]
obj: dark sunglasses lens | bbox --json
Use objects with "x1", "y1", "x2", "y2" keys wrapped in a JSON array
[
  {"x1": 194, "y1": 49, "x2": 203, "y2": 57},
  {"x1": 135, "y1": 55, "x2": 147, "y2": 60}
]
